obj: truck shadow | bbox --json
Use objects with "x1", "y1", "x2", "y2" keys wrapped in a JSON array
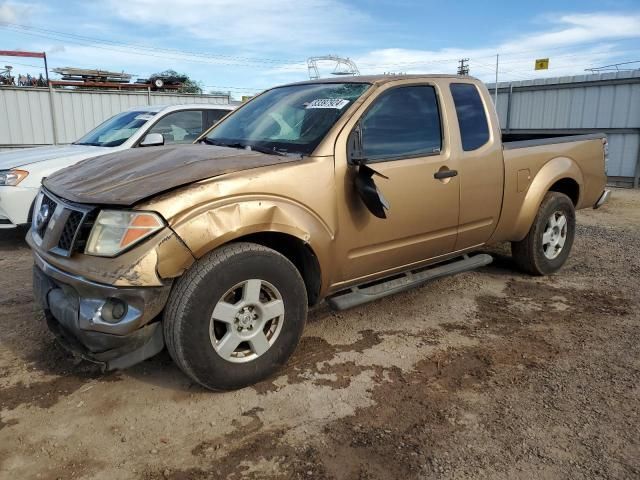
[
  {"x1": 123, "y1": 305, "x2": 338, "y2": 394},
  {"x1": 6, "y1": 242, "x2": 520, "y2": 396},
  {"x1": 116, "y1": 254, "x2": 520, "y2": 394},
  {"x1": 476, "y1": 245, "x2": 521, "y2": 277},
  {"x1": 0, "y1": 226, "x2": 30, "y2": 251}
]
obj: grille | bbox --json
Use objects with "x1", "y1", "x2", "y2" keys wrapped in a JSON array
[
  {"x1": 73, "y1": 210, "x2": 97, "y2": 252},
  {"x1": 57, "y1": 210, "x2": 83, "y2": 251},
  {"x1": 36, "y1": 190, "x2": 94, "y2": 257},
  {"x1": 37, "y1": 194, "x2": 58, "y2": 237}
]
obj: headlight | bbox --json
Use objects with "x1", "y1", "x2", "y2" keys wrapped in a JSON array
[
  {"x1": 0, "y1": 169, "x2": 29, "y2": 186},
  {"x1": 85, "y1": 210, "x2": 164, "y2": 257}
]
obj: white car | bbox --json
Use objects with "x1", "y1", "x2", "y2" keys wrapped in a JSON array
[{"x1": 0, "y1": 103, "x2": 235, "y2": 229}]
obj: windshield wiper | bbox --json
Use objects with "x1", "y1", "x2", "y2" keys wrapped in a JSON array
[
  {"x1": 202, "y1": 138, "x2": 287, "y2": 156},
  {"x1": 244, "y1": 143, "x2": 288, "y2": 157}
]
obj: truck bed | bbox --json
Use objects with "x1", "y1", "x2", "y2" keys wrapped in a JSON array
[
  {"x1": 502, "y1": 132, "x2": 606, "y2": 149},
  {"x1": 489, "y1": 132, "x2": 607, "y2": 244}
]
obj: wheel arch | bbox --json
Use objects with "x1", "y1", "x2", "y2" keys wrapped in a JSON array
[
  {"x1": 506, "y1": 157, "x2": 583, "y2": 242},
  {"x1": 548, "y1": 177, "x2": 580, "y2": 206},
  {"x1": 227, "y1": 232, "x2": 322, "y2": 306},
  {"x1": 171, "y1": 198, "x2": 334, "y2": 305}
]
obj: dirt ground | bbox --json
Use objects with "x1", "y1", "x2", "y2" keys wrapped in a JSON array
[{"x1": 1, "y1": 189, "x2": 639, "y2": 480}]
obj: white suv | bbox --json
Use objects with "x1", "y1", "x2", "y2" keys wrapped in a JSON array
[{"x1": 0, "y1": 103, "x2": 235, "y2": 228}]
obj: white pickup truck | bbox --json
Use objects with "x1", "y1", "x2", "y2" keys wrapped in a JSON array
[{"x1": 0, "y1": 103, "x2": 235, "y2": 228}]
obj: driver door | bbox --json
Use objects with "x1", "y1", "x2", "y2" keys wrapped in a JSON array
[{"x1": 334, "y1": 84, "x2": 460, "y2": 284}]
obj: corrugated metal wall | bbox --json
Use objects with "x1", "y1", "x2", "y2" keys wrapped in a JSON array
[
  {"x1": 487, "y1": 70, "x2": 640, "y2": 186},
  {"x1": 0, "y1": 87, "x2": 54, "y2": 146},
  {"x1": 0, "y1": 87, "x2": 230, "y2": 148}
]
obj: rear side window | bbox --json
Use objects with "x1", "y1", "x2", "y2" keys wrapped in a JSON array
[
  {"x1": 360, "y1": 85, "x2": 441, "y2": 161},
  {"x1": 450, "y1": 83, "x2": 490, "y2": 151}
]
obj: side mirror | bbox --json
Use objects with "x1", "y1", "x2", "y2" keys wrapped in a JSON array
[
  {"x1": 140, "y1": 133, "x2": 164, "y2": 147},
  {"x1": 347, "y1": 123, "x2": 390, "y2": 219},
  {"x1": 355, "y1": 164, "x2": 390, "y2": 219}
]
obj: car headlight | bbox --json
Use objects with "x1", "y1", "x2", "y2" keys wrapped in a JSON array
[
  {"x1": 85, "y1": 210, "x2": 164, "y2": 257},
  {"x1": 0, "y1": 169, "x2": 29, "y2": 186}
]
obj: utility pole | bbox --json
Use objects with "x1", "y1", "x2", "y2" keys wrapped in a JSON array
[
  {"x1": 43, "y1": 52, "x2": 49, "y2": 85},
  {"x1": 457, "y1": 58, "x2": 469, "y2": 76},
  {"x1": 494, "y1": 54, "x2": 499, "y2": 106}
]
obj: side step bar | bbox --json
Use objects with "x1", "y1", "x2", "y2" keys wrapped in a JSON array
[{"x1": 327, "y1": 253, "x2": 493, "y2": 311}]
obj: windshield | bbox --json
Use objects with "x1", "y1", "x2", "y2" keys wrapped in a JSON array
[
  {"x1": 74, "y1": 110, "x2": 157, "y2": 147},
  {"x1": 205, "y1": 83, "x2": 371, "y2": 155}
]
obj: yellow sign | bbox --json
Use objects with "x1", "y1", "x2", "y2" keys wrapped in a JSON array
[{"x1": 535, "y1": 58, "x2": 549, "y2": 70}]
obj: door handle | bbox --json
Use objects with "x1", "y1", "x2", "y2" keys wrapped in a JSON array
[{"x1": 434, "y1": 169, "x2": 458, "y2": 180}]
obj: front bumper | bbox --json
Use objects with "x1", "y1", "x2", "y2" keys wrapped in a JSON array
[
  {"x1": 33, "y1": 253, "x2": 171, "y2": 370},
  {"x1": 0, "y1": 185, "x2": 39, "y2": 228},
  {"x1": 593, "y1": 189, "x2": 611, "y2": 209}
]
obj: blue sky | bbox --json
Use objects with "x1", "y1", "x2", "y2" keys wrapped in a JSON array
[{"x1": 1, "y1": 0, "x2": 639, "y2": 99}]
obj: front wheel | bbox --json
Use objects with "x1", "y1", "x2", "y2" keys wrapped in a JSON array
[
  {"x1": 511, "y1": 192, "x2": 576, "y2": 276},
  {"x1": 163, "y1": 242, "x2": 308, "y2": 391}
]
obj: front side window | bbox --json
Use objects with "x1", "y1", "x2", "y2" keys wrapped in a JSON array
[
  {"x1": 75, "y1": 110, "x2": 156, "y2": 147},
  {"x1": 450, "y1": 83, "x2": 490, "y2": 151},
  {"x1": 206, "y1": 109, "x2": 229, "y2": 125},
  {"x1": 205, "y1": 83, "x2": 371, "y2": 155},
  {"x1": 148, "y1": 110, "x2": 204, "y2": 144},
  {"x1": 360, "y1": 85, "x2": 442, "y2": 161}
]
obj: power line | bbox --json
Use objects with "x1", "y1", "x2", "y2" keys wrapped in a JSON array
[
  {"x1": 358, "y1": 57, "x2": 459, "y2": 68},
  {"x1": 471, "y1": 61, "x2": 531, "y2": 80},
  {"x1": 1, "y1": 28, "x2": 292, "y2": 68},
  {"x1": 356, "y1": 46, "x2": 640, "y2": 73},
  {"x1": 3, "y1": 21, "x2": 639, "y2": 82},
  {"x1": 1, "y1": 22, "x2": 306, "y2": 66},
  {"x1": 0, "y1": 58, "x2": 44, "y2": 69},
  {"x1": 203, "y1": 85, "x2": 266, "y2": 92},
  {"x1": 473, "y1": 38, "x2": 640, "y2": 62},
  {"x1": 585, "y1": 60, "x2": 640, "y2": 72}
]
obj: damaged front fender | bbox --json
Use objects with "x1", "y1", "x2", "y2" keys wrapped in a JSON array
[{"x1": 170, "y1": 197, "x2": 334, "y2": 292}]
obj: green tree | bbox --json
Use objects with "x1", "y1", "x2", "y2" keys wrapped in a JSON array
[{"x1": 150, "y1": 69, "x2": 203, "y2": 94}]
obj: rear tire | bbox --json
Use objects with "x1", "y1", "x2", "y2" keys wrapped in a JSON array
[
  {"x1": 164, "y1": 242, "x2": 307, "y2": 391},
  {"x1": 511, "y1": 192, "x2": 576, "y2": 276}
]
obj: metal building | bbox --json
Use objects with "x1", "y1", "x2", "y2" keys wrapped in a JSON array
[
  {"x1": 487, "y1": 70, "x2": 640, "y2": 187},
  {"x1": 0, "y1": 87, "x2": 230, "y2": 150}
]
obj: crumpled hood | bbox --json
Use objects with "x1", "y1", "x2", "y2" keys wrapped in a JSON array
[
  {"x1": 0, "y1": 145, "x2": 111, "y2": 170},
  {"x1": 43, "y1": 144, "x2": 302, "y2": 206}
]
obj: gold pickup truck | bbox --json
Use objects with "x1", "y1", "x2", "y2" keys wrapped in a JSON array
[{"x1": 28, "y1": 75, "x2": 609, "y2": 390}]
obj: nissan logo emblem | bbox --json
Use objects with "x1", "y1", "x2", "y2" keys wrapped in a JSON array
[{"x1": 35, "y1": 203, "x2": 50, "y2": 230}]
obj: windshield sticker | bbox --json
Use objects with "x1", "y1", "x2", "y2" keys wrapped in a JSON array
[
  {"x1": 135, "y1": 114, "x2": 155, "y2": 121},
  {"x1": 305, "y1": 98, "x2": 350, "y2": 110}
]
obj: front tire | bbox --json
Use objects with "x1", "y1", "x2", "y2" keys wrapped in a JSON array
[
  {"x1": 511, "y1": 192, "x2": 576, "y2": 276},
  {"x1": 164, "y1": 242, "x2": 307, "y2": 391}
]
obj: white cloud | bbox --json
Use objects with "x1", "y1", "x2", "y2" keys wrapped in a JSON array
[
  {"x1": 0, "y1": 1, "x2": 36, "y2": 23},
  {"x1": 503, "y1": 13, "x2": 640, "y2": 52},
  {"x1": 267, "y1": 13, "x2": 640, "y2": 82},
  {"x1": 105, "y1": 0, "x2": 369, "y2": 49},
  {"x1": 6, "y1": 8, "x2": 640, "y2": 98}
]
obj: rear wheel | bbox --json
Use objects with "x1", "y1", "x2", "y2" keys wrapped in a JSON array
[
  {"x1": 511, "y1": 192, "x2": 576, "y2": 276},
  {"x1": 164, "y1": 242, "x2": 307, "y2": 391}
]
